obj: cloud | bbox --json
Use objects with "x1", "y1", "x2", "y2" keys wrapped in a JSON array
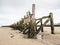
[
  {"x1": 0, "y1": 7, "x2": 29, "y2": 26},
  {"x1": 36, "y1": 0, "x2": 60, "y2": 9}
]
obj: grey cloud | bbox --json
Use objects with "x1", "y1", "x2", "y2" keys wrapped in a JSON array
[
  {"x1": 0, "y1": 0, "x2": 28, "y2": 7},
  {"x1": 36, "y1": 0, "x2": 60, "y2": 9},
  {"x1": 0, "y1": 0, "x2": 60, "y2": 9}
]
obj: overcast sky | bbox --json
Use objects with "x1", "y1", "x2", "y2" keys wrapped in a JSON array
[{"x1": 0, "y1": 0, "x2": 60, "y2": 26}]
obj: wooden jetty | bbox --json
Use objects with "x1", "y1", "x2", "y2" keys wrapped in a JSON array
[{"x1": 10, "y1": 4, "x2": 54, "y2": 38}]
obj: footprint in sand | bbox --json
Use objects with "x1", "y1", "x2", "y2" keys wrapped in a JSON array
[{"x1": 10, "y1": 33, "x2": 14, "y2": 38}]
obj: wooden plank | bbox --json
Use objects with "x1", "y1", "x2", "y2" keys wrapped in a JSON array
[{"x1": 36, "y1": 20, "x2": 41, "y2": 24}]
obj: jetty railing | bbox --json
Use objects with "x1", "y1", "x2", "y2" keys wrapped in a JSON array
[{"x1": 36, "y1": 12, "x2": 54, "y2": 34}]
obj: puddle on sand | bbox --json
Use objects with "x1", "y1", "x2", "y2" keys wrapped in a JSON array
[
  {"x1": 23, "y1": 35, "x2": 28, "y2": 39},
  {"x1": 23, "y1": 34, "x2": 44, "y2": 39},
  {"x1": 36, "y1": 34, "x2": 44, "y2": 39}
]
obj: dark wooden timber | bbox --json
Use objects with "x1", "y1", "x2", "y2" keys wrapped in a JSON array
[
  {"x1": 49, "y1": 13, "x2": 54, "y2": 34},
  {"x1": 41, "y1": 19, "x2": 44, "y2": 32}
]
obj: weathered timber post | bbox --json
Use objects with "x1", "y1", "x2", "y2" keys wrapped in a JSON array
[
  {"x1": 28, "y1": 21, "x2": 36, "y2": 38},
  {"x1": 28, "y1": 22, "x2": 31, "y2": 38},
  {"x1": 32, "y1": 4, "x2": 35, "y2": 18},
  {"x1": 49, "y1": 12, "x2": 54, "y2": 34},
  {"x1": 41, "y1": 19, "x2": 44, "y2": 32}
]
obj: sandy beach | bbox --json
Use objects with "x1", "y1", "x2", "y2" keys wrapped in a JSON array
[{"x1": 0, "y1": 27, "x2": 60, "y2": 45}]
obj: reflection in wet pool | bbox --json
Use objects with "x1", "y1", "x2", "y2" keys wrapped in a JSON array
[
  {"x1": 36, "y1": 34, "x2": 44, "y2": 39},
  {"x1": 23, "y1": 34, "x2": 44, "y2": 39}
]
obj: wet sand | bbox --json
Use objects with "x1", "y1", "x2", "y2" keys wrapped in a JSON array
[{"x1": 0, "y1": 27, "x2": 60, "y2": 45}]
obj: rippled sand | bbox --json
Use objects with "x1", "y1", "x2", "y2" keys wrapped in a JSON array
[{"x1": 0, "y1": 27, "x2": 60, "y2": 45}]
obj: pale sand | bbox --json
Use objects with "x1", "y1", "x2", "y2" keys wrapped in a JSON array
[{"x1": 0, "y1": 27, "x2": 60, "y2": 45}]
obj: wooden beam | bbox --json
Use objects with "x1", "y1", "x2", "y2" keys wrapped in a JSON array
[
  {"x1": 42, "y1": 16, "x2": 49, "y2": 19},
  {"x1": 49, "y1": 13, "x2": 54, "y2": 34},
  {"x1": 43, "y1": 19, "x2": 50, "y2": 26},
  {"x1": 36, "y1": 20, "x2": 41, "y2": 24},
  {"x1": 35, "y1": 18, "x2": 41, "y2": 20},
  {"x1": 41, "y1": 19, "x2": 43, "y2": 32}
]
